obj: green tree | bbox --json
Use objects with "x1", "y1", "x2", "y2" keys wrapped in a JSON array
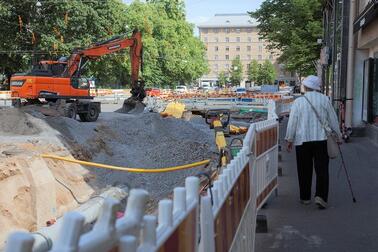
[
  {"x1": 229, "y1": 56, "x2": 243, "y2": 86},
  {"x1": 259, "y1": 60, "x2": 276, "y2": 84},
  {"x1": 247, "y1": 59, "x2": 259, "y2": 83},
  {"x1": 218, "y1": 71, "x2": 228, "y2": 87},
  {"x1": 0, "y1": 0, "x2": 127, "y2": 86},
  {"x1": 0, "y1": 0, "x2": 208, "y2": 88},
  {"x1": 250, "y1": 0, "x2": 322, "y2": 76}
]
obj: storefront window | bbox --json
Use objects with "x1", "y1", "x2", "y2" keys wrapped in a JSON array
[{"x1": 362, "y1": 58, "x2": 378, "y2": 123}]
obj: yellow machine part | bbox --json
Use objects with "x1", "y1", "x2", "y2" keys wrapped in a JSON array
[
  {"x1": 161, "y1": 102, "x2": 185, "y2": 118},
  {"x1": 229, "y1": 124, "x2": 248, "y2": 135},
  {"x1": 215, "y1": 131, "x2": 227, "y2": 150},
  {"x1": 213, "y1": 120, "x2": 223, "y2": 128}
]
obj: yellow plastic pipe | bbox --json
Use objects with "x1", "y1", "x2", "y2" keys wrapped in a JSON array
[{"x1": 41, "y1": 154, "x2": 210, "y2": 173}]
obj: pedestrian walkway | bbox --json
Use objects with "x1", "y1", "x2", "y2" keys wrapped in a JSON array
[{"x1": 255, "y1": 119, "x2": 378, "y2": 252}]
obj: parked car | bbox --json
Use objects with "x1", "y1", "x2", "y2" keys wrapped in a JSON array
[
  {"x1": 145, "y1": 88, "x2": 161, "y2": 97},
  {"x1": 175, "y1": 85, "x2": 188, "y2": 93},
  {"x1": 235, "y1": 87, "x2": 247, "y2": 95}
]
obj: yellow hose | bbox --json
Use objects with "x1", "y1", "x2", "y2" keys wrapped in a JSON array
[{"x1": 41, "y1": 154, "x2": 210, "y2": 173}]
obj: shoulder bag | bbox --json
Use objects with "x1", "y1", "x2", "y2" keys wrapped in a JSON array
[{"x1": 303, "y1": 95, "x2": 339, "y2": 159}]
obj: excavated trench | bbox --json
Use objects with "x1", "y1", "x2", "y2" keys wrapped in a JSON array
[{"x1": 45, "y1": 112, "x2": 218, "y2": 201}]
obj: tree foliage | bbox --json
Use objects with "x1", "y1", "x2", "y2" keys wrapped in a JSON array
[
  {"x1": 257, "y1": 60, "x2": 276, "y2": 85},
  {"x1": 229, "y1": 57, "x2": 243, "y2": 86},
  {"x1": 248, "y1": 59, "x2": 276, "y2": 85},
  {"x1": 247, "y1": 59, "x2": 259, "y2": 83},
  {"x1": 0, "y1": 0, "x2": 208, "y2": 88},
  {"x1": 250, "y1": 0, "x2": 322, "y2": 76},
  {"x1": 0, "y1": 0, "x2": 127, "y2": 82},
  {"x1": 218, "y1": 71, "x2": 228, "y2": 87}
]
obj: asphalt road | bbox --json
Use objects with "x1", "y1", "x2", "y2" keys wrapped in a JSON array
[{"x1": 255, "y1": 119, "x2": 378, "y2": 252}]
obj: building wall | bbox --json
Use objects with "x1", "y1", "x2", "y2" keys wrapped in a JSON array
[
  {"x1": 357, "y1": 0, "x2": 370, "y2": 14},
  {"x1": 198, "y1": 27, "x2": 288, "y2": 86},
  {"x1": 355, "y1": 10, "x2": 378, "y2": 126},
  {"x1": 358, "y1": 18, "x2": 378, "y2": 50}
]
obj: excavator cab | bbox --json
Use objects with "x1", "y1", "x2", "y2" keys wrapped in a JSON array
[{"x1": 30, "y1": 61, "x2": 67, "y2": 77}]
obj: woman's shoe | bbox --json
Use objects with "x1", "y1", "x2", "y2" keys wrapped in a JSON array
[{"x1": 315, "y1": 196, "x2": 327, "y2": 209}]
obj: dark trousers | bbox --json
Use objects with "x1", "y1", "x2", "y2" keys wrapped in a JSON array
[{"x1": 295, "y1": 140, "x2": 329, "y2": 202}]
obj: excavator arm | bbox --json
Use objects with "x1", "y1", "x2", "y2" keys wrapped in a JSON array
[{"x1": 67, "y1": 30, "x2": 145, "y2": 103}]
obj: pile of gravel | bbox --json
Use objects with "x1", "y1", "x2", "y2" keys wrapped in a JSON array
[
  {"x1": 0, "y1": 108, "x2": 40, "y2": 136},
  {"x1": 46, "y1": 112, "x2": 217, "y2": 200}
]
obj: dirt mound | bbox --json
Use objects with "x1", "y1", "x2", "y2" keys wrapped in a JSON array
[{"x1": 0, "y1": 108, "x2": 40, "y2": 136}]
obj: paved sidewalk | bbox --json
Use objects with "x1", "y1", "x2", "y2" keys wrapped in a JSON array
[{"x1": 255, "y1": 120, "x2": 378, "y2": 252}]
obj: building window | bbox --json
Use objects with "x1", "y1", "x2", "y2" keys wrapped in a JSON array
[
  {"x1": 247, "y1": 55, "x2": 251, "y2": 60},
  {"x1": 247, "y1": 46, "x2": 251, "y2": 51},
  {"x1": 225, "y1": 64, "x2": 230, "y2": 69},
  {"x1": 269, "y1": 54, "x2": 273, "y2": 60},
  {"x1": 215, "y1": 46, "x2": 219, "y2": 51},
  {"x1": 225, "y1": 28, "x2": 230, "y2": 33},
  {"x1": 236, "y1": 46, "x2": 240, "y2": 51},
  {"x1": 258, "y1": 55, "x2": 262, "y2": 60},
  {"x1": 259, "y1": 46, "x2": 263, "y2": 52},
  {"x1": 236, "y1": 37, "x2": 240, "y2": 42},
  {"x1": 214, "y1": 55, "x2": 218, "y2": 60},
  {"x1": 214, "y1": 28, "x2": 219, "y2": 33},
  {"x1": 236, "y1": 28, "x2": 241, "y2": 33},
  {"x1": 214, "y1": 64, "x2": 218, "y2": 70},
  {"x1": 202, "y1": 28, "x2": 208, "y2": 34},
  {"x1": 204, "y1": 37, "x2": 208, "y2": 42},
  {"x1": 214, "y1": 37, "x2": 219, "y2": 42},
  {"x1": 226, "y1": 46, "x2": 229, "y2": 51},
  {"x1": 248, "y1": 37, "x2": 252, "y2": 42},
  {"x1": 247, "y1": 28, "x2": 252, "y2": 33},
  {"x1": 236, "y1": 55, "x2": 240, "y2": 59},
  {"x1": 225, "y1": 55, "x2": 229, "y2": 60},
  {"x1": 225, "y1": 37, "x2": 229, "y2": 42}
]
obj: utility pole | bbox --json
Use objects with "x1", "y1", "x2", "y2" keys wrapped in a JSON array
[
  {"x1": 345, "y1": 0, "x2": 356, "y2": 128},
  {"x1": 339, "y1": 0, "x2": 350, "y2": 102}
]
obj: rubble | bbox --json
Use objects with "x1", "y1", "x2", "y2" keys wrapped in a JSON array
[{"x1": 45, "y1": 112, "x2": 217, "y2": 200}]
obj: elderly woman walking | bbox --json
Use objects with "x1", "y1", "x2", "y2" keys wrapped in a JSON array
[{"x1": 285, "y1": 75, "x2": 342, "y2": 209}]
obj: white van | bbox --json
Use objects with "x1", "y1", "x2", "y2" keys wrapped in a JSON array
[{"x1": 175, "y1": 85, "x2": 188, "y2": 93}]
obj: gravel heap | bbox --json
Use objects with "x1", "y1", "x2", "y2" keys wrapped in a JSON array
[
  {"x1": 0, "y1": 108, "x2": 40, "y2": 136},
  {"x1": 46, "y1": 112, "x2": 217, "y2": 200}
]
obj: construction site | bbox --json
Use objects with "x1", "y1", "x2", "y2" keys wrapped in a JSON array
[
  {"x1": 0, "y1": 79, "x2": 294, "y2": 249},
  {"x1": 0, "y1": 10, "x2": 305, "y2": 250}
]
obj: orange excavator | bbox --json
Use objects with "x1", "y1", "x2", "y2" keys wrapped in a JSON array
[{"x1": 10, "y1": 30, "x2": 145, "y2": 121}]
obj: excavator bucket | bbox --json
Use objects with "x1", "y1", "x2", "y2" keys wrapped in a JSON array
[{"x1": 120, "y1": 96, "x2": 145, "y2": 113}]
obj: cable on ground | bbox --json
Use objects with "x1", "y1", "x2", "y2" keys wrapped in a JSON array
[{"x1": 41, "y1": 154, "x2": 210, "y2": 173}]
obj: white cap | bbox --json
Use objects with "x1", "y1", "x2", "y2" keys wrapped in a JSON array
[{"x1": 302, "y1": 75, "x2": 321, "y2": 91}]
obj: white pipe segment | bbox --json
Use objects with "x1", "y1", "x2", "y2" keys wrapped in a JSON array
[{"x1": 31, "y1": 186, "x2": 128, "y2": 252}]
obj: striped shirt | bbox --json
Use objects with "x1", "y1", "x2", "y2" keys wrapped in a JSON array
[{"x1": 285, "y1": 91, "x2": 342, "y2": 146}]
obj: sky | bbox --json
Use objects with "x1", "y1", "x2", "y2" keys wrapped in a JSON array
[
  {"x1": 123, "y1": 0, "x2": 265, "y2": 33},
  {"x1": 185, "y1": 0, "x2": 264, "y2": 27}
]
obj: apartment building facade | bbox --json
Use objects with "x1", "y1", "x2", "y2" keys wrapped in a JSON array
[
  {"x1": 197, "y1": 13, "x2": 293, "y2": 87},
  {"x1": 322, "y1": 0, "x2": 378, "y2": 142}
]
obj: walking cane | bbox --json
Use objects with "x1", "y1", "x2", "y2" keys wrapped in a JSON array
[{"x1": 338, "y1": 144, "x2": 357, "y2": 203}]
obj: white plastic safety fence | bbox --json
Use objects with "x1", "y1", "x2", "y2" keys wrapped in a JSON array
[
  {"x1": 5, "y1": 177, "x2": 200, "y2": 252},
  {"x1": 5, "y1": 102, "x2": 280, "y2": 252},
  {"x1": 198, "y1": 100, "x2": 279, "y2": 252},
  {"x1": 275, "y1": 96, "x2": 294, "y2": 117}
]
